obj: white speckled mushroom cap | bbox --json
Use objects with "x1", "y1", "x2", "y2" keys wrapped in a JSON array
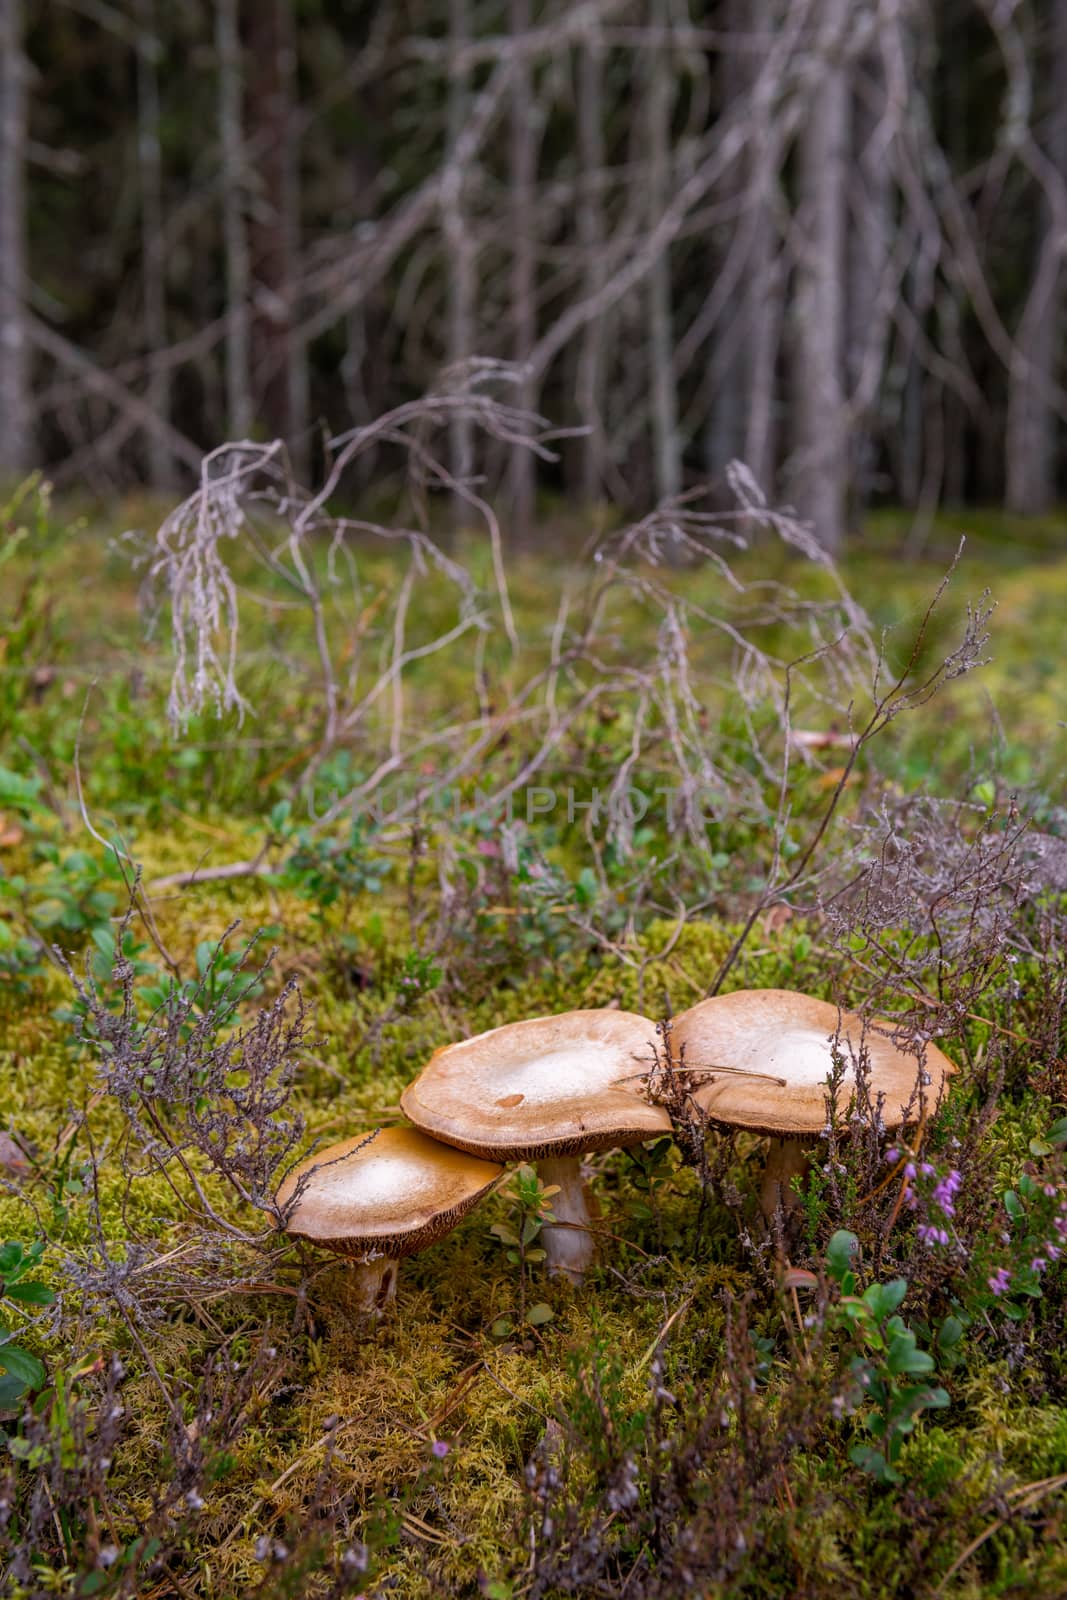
[
  {"x1": 400, "y1": 1010, "x2": 672, "y2": 1160},
  {"x1": 276, "y1": 1126, "x2": 503, "y2": 1259},
  {"x1": 672, "y1": 989, "x2": 955, "y2": 1137}
]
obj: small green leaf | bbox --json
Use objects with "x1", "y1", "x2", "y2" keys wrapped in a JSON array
[
  {"x1": 0, "y1": 1374, "x2": 27, "y2": 1408},
  {"x1": 0, "y1": 1343, "x2": 45, "y2": 1389},
  {"x1": 0, "y1": 1243, "x2": 23, "y2": 1274},
  {"x1": 1004, "y1": 1190, "x2": 1024, "y2": 1220},
  {"x1": 827, "y1": 1230, "x2": 860, "y2": 1283},
  {"x1": 1029, "y1": 1137, "x2": 1053, "y2": 1158},
  {"x1": 4, "y1": 1281, "x2": 55, "y2": 1306},
  {"x1": 0, "y1": 768, "x2": 42, "y2": 810},
  {"x1": 863, "y1": 1279, "x2": 907, "y2": 1319},
  {"x1": 849, "y1": 1443, "x2": 898, "y2": 1483},
  {"x1": 527, "y1": 1303, "x2": 554, "y2": 1326},
  {"x1": 1047, "y1": 1117, "x2": 1067, "y2": 1148},
  {"x1": 490, "y1": 1319, "x2": 513, "y2": 1339},
  {"x1": 887, "y1": 1335, "x2": 935, "y2": 1376},
  {"x1": 938, "y1": 1315, "x2": 964, "y2": 1351}
]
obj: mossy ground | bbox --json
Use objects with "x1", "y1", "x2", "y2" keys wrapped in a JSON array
[{"x1": 1, "y1": 497, "x2": 1067, "y2": 1596}]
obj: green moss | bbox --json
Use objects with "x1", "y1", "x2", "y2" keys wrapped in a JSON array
[{"x1": 3, "y1": 512, "x2": 1067, "y2": 1597}]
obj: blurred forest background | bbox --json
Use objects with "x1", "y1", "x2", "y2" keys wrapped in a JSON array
[{"x1": 3, "y1": 0, "x2": 1067, "y2": 548}]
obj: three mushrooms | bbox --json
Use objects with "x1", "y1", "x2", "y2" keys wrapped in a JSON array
[{"x1": 277, "y1": 989, "x2": 954, "y2": 1310}]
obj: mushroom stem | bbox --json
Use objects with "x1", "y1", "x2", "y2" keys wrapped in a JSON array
[
  {"x1": 350, "y1": 1256, "x2": 400, "y2": 1315},
  {"x1": 759, "y1": 1137, "x2": 810, "y2": 1219},
  {"x1": 537, "y1": 1155, "x2": 597, "y2": 1282}
]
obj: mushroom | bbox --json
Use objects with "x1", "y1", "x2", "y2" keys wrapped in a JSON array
[
  {"x1": 400, "y1": 1010, "x2": 671, "y2": 1281},
  {"x1": 276, "y1": 1125, "x2": 503, "y2": 1314},
  {"x1": 671, "y1": 989, "x2": 955, "y2": 1218}
]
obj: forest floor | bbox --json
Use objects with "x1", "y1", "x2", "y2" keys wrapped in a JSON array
[{"x1": 1, "y1": 489, "x2": 1067, "y2": 1597}]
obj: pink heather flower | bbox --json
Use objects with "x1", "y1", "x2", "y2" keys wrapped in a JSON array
[
  {"x1": 932, "y1": 1170, "x2": 962, "y2": 1216},
  {"x1": 1031, "y1": 1258, "x2": 1048, "y2": 1273},
  {"x1": 431, "y1": 1440, "x2": 450, "y2": 1459},
  {"x1": 1047, "y1": 1245, "x2": 1061, "y2": 1260},
  {"x1": 904, "y1": 1162, "x2": 917, "y2": 1180},
  {"x1": 886, "y1": 1147, "x2": 900, "y2": 1164},
  {"x1": 988, "y1": 1267, "x2": 1012, "y2": 1297}
]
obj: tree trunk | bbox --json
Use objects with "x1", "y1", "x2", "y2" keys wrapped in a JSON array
[
  {"x1": 247, "y1": 0, "x2": 307, "y2": 475},
  {"x1": 216, "y1": 0, "x2": 252, "y2": 439},
  {"x1": 509, "y1": 0, "x2": 536, "y2": 542},
  {"x1": 0, "y1": 0, "x2": 29, "y2": 478},
  {"x1": 791, "y1": 0, "x2": 850, "y2": 552},
  {"x1": 646, "y1": 0, "x2": 681, "y2": 502},
  {"x1": 576, "y1": 21, "x2": 607, "y2": 505},
  {"x1": 705, "y1": 1, "x2": 746, "y2": 476},
  {"x1": 742, "y1": 183, "x2": 782, "y2": 496},
  {"x1": 444, "y1": 0, "x2": 475, "y2": 517},
  {"x1": 1005, "y1": 0, "x2": 1067, "y2": 515},
  {"x1": 707, "y1": 0, "x2": 780, "y2": 495},
  {"x1": 136, "y1": 0, "x2": 171, "y2": 488},
  {"x1": 846, "y1": 34, "x2": 892, "y2": 517}
]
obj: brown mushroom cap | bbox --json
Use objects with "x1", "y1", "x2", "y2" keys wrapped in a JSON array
[
  {"x1": 400, "y1": 1010, "x2": 672, "y2": 1161},
  {"x1": 672, "y1": 989, "x2": 955, "y2": 1137},
  {"x1": 276, "y1": 1126, "x2": 503, "y2": 1259}
]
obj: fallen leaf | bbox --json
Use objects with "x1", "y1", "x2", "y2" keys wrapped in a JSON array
[
  {"x1": 0, "y1": 1133, "x2": 33, "y2": 1177},
  {"x1": 790, "y1": 729, "x2": 857, "y2": 751},
  {"x1": 0, "y1": 814, "x2": 23, "y2": 849},
  {"x1": 783, "y1": 1268, "x2": 819, "y2": 1289}
]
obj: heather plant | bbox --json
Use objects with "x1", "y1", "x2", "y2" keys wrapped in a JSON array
[
  {"x1": 55, "y1": 901, "x2": 309, "y2": 1250},
  {"x1": 0, "y1": 1342, "x2": 301, "y2": 1599},
  {"x1": 903, "y1": 1123, "x2": 1067, "y2": 1331},
  {"x1": 510, "y1": 1295, "x2": 857, "y2": 1598},
  {"x1": 633, "y1": 1019, "x2": 703, "y2": 1167},
  {"x1": 817, "y1": 791, "x2": 1031, "y2": 1042}
]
